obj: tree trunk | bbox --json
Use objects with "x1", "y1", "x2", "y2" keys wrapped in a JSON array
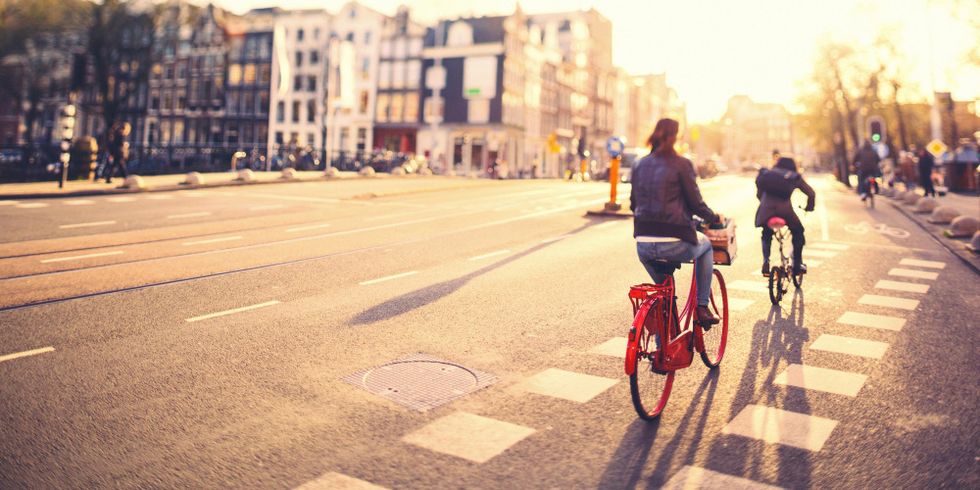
[
  {"x1": 832, "y1": 65, "x2": 859, "y2": 157},
  {"x1": 892, "y1": 82, "x2": 909, "y2": 151}
]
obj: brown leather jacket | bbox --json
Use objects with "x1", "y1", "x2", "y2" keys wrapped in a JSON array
[{"x1": 630, "y1": 153, "x2": 718, "y2": 244}]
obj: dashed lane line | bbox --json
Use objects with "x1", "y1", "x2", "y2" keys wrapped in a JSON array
[
  {"x1": 294, "y1": 472, "x2": 388, "y2": 490},
  {"x1": 875, "y1": 280, "x2": 930, "y2": 294},
  {"x1": 16, "y1": 202, "x2": 48, "y2": 208},
  {"x1": 773, "y1": 364, "x2": 868, "y2": 397},
  {"x1": 899, "y1": 258, "x2": 946, "y2": 269},
  {"x1": 0, "y1": 346, "x2": 55, "y2": 364},
  {"x1": 858, "y1": 294, "x2": 919, "y2": 311},
  {"x1": 837, "y1": 311, "x2": 906, "y2": 331},
  {"x1": 106, "y1": 196, "x2": 137, "y2": 203},
  {"x1": 40, "y1": 251, "x2": 125, "y2": 263},
  {"x1": 182, "y1": 235, "x2": 244, "y2": 246},
  {"x1": 888, "y1": 268, "x2": 939, "y2": 280},
  {"x1": 59, "y1": 220, "x2": 117, "y2": 229},
  {"x1": 469, "y1": 250, "x2": 511, "y2": 261},
  {"x1": 185, "y1": 300, "x2": 281, "y2": 323},
  {"x1": 359, "y1": 271, "x2": 419, "y2": 286},
  {"x1": 145, "y1": 194, "x2": 174, "y2": 200},
  {"x1": 63, "y1": 199, "x2": 95, "y2": 206},
  {"x1": 167, "y1": 212, "x2": 212, "y2": 219},
  {"x1": 662, "y1": 466, "x2": 783, "y2": 490},
  {"x1": 722, "y1": 404, "x2": 838, "y2": 452},
  {"x1": 810, "y1": 334, "x2": 889, "y2": 359}
]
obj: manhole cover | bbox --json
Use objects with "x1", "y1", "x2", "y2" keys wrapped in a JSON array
[{"x1": 342, "y1": 353, "x2": 496, "y2": 411}]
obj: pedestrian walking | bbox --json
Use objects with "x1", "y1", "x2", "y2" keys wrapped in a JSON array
[
  {"x1": 105, "y1": 122, "x2": 131, "y2": 184},
  {"x1": 917, "y1": 145, "x2": 936, "y2": 197},
  {"x1": 899, "y1": 147, "x2": 918, "y2": 191}
]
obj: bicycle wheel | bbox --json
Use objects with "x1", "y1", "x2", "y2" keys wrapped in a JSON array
[
  {"x1": 629, "y1": 305, "x2": 675, "y2": 420},
  {"x1": 699, "y1": 269, "x2": 729, "y2": 368},
  {"x1": 768, "y1": 267, "x2": 783, "y2": 304},
  {"x1": 792, "y1": 269, "x2": 804, "y2": 288}
]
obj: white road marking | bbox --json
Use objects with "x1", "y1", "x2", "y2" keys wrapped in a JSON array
[
  {"x1": 182, "y1": 235, "x2": 243, "y2": 246},
  {"x1": 662, "y1": 466, "x2": 783, "y2": 490},
  {"x1": 899, "y1": 258, "x2": 946, "y2": 269},
  {"x1": 294, "y1": 472, "x2": 388, "y2": 490},
  {"x1": 806, "y1": 260, "x2": 823, "y2": 268},
  {"x1": 0, "y1": 346, "x2": 55, "y2": 364},
  {"x1": 469, "y1": 249, "x2": 511, "y2": 261},
  {"x1": 167, "y1": 212, "x2": 211, "y2": 219},
  {"x1": 185, "y1": 300, "x2": 280, "y2": 323},
  {"x1": 145, "y1": 194, "x2": 174, "y2": 200},
  {"x1": 106, "y1": 196, "x2": 137, "y2": 203},
  {"x1": 859, "y1": 294, "x2": 919, "y2": 311},
  {"x1": 818, "y1": 199, "x2": 830, "y2": 241},
  {"x1": 40, "y1": 250, "x2": 124, "y2": 263},
  {"x1": 805, "y1": 249, "x2": 837, "y2": 258},
  {"x1": 402, "y1": 411, "x2": 535, "y2": 464},
  {"x1": 286, "y1": 222, "x2": 331, "y2": 233},
  {"x1": 59, "y1": 220, "x2": 117, "y2": 229},
  {"x1": 774, "y1": 364, "x2": 868, "y2": 397},
  {"x1": 888, "y1": 268, "x2": 939, "y2": 280},
  {"x1": 541, "y1": 234, "x2": 572, "y2": 243},
  {"x1": 16, "y1": 202, "x2": 48, "y2": 208},
  {"x1": 514, "y1": 368, "x2": 618, "y2": 403},
  {"x1": 837, "y1": 311, "x2": 906, "y2": 331},
  {"x1": 239, "y1": 192, "x2": 340, "y2": 203},
  {"x1": 810, "y1": 334, "x2": 889, "y2": 359},
  {"x1": 0, "y1": 200, "x2": 19, "y2": 206},
  {"x1": 808, "y1": 242, "x2": 849, "y2": 251},
  {"x1": 249, "y1": 204, "x2": 287, "y2": 211},
  {"x1": 722, "y1": 404, "x2": 838, "y2": 451},
  {"x1": 359, "y1": 271, "x2": 419, "y2": 285},
  {"x1": 589, "y1": 337, "x2": 627, "y2": 358},
  {"x1": 63, "y1": 199, "x2": 94, "y2": 206},
  {"x1": 727, "y1": 280, "x2": 769, "y2": 293},
  {"x1": 875, "y1": 280, "x2": 930, "y2": 294},
  {"x1": 727, "y1": 297, "x2": 755, "y2": 311}
]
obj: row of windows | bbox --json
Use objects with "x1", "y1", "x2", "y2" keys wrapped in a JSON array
[
  {"x1": 379, "y1": 37, "x2": 423, "y2": 59},
  {"x1": 228, "y1": 64, "x2": 272, "y2": 86},
  {"x1": 293, "y1": 75, "x2": 318, "y2": 93},
  {"x1": 273, "y1": 131, "x2": 317, "y2": 146},
  {"x1": 378, "y1": 60, "x2": 421, "y2": 89},
  {"x1": 275, "y1": 100, "x2": 318, "y2": 124},
  {"x1": 294, "y1": 50, "x2": 320, "y2": 67},
  {"x1": 376, "y1": 93, "x2": 420, "y2": 123},
  {"x1": 147, "y1": 119, "x2": 268, "y2": 146}
]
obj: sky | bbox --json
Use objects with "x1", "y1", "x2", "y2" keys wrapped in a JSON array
[{"x1": 201, "y1": 0, "x2": 979, "y2": 124}]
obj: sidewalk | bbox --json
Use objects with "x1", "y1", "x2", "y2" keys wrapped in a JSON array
[
  {"x1": 886, "y1": 185, "x2": 979, "y2": 273},
  {"x1": 0, "y1": 170, "x2": 359, "y2": 199}
]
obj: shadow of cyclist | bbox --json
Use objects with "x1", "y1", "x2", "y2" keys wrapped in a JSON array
[{"x1": 704, "y1": 288, "x2": 813, "y2": 488}]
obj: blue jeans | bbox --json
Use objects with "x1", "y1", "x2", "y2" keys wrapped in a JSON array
[{"x1": 636, "y1": 233, "x2": 714, "y2": 306}]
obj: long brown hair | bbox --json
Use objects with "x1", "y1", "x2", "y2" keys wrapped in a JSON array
[{"x1": 646, "y1": 118, "x2": 679, "y2": 156}]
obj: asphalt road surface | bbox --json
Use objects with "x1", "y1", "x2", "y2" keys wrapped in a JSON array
[{"x1": 1, "y1": 174, "x2": 977, "y2": 489}]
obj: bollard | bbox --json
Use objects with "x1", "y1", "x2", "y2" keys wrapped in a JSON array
[
  {"x1": 123, "y1": 175, "x2": 146, "y2": 190},
  {"x1": 281, "y1": 167, "x2": 297, "y2": 180},
  {"x1": 604, "y1": 155, "x2": 622, "y2": 211},
  {"x1": 184, "y1": 172, "x2": 205, "y2": 185},
  {"x1": 945, "y1": 216, "x2": 979, "y2": 238},
  {"x1": 237, "y1": 169, "x2": 255, "y2": 182}
]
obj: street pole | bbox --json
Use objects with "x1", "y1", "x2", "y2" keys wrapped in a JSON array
[{"x1": 605, "y1": 155, "x2": 621, "y2": 211}]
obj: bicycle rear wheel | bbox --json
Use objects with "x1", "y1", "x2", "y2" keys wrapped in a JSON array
[
  {"x1": 768, "y1": 267, "x2": 784, "y2": 304},
  {"x1": 792, "y1": 269, "x2": 804, "y2": 288},
  {"x1": 699, "y1": 270, "x2": 729, "y2": 368},
  {"x1": 628, "y1": 307, "x2": 674, "y2": 420}
]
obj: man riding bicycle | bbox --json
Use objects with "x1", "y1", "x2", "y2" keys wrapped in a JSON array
[
  {"x1": 755, "y1": 156, "x2": 815, "y2": 276},
  {"x1": 630, "y1": 118, "x2": 723, "y2": 326},
  {"x1": 854, "y1": 140, "x2": 881, "y2": 201}
]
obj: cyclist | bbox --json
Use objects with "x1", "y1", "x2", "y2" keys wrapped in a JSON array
[
  {"x1": 630, "y1": 118, "x2": 723, "y2": 326},
  {"x1": 755, "y1": 156, "x2": 815, "y2": 276},
  {"x1": 854, "y1": 140, "x2": 881, "y2": 201}
]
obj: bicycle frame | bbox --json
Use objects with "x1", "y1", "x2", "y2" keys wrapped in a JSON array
[{"x1": 625, "y1": 272, "x2": 708, "y2": 376}]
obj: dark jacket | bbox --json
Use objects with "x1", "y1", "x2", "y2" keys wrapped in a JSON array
[
  {"x1": 630, "y1": 152, "x2": 718, "y2": 244},
  {"x1": 917, "y1": 150, "x2": 935, "y2": 173},
  {"x1": 754, "y1": 167, "x2": 815, "y2": 228},
  {"x1": 855, "y1": 145, "x2": 881, "y2": 175}
]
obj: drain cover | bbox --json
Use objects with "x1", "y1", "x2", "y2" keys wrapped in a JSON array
[{"x1": 342, "y1": 353, "x2": 496, "y2": 411}]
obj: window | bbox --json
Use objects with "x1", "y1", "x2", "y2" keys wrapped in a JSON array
[
  {"x1": 424, "y1": 97, "x2": 443, "y2": 123},
  {"x1": 358, "y1": 90, "x2": 369, "y2": 114},
  {"x1": 356, "y1": 127, "x2": 366, "y2": 151},
  {"x1": 314, "y1": 28, "x2": 320, "y2": 39},
  {"x1": 258, "y1": 92, "x2": 269, "y2": 114},
  {"x1": 361, "y1": 58, "x2": 370, "y2": 79},
  {"x1": 375, "y1": 93, "x2": 390, "y2": 122},
  {"x1": 297, "y1": 28, "x2": 304, "y2": 41},
  {"x1": 378, "y1": 61, "x2": 391, "y2": 88},
  {"x1": 468, "y1": 98, "x2": 490, "y2": 123},
  {"x1": 292, "y1": 100, "x2": 301, "y2": 123},
  {"x1": 307, "y1": 133, "x2": 315, "y2": 146},
  {"x1": 405, "y1": 60, "x2": 421, "y2": 89},
  {"x1": 259, "y1": 65, "x2": 271, "y2": 84},
  {"x1": 404, "y1": 92, "x2": 419, "y2": 122},
  {"x1": 295, "y1": 51, "x2": 303, "y2": 67},
  {"x1": 243, "y1": 64, "x2": 256, "y2": 84},
  {"x1": 307, "y1": 76, "x2": 316, "y2": 92},
  {"x1": 364, "y1": 31, "x2": 371, "y2": 45},
  {"x1": 294, "y1": 75, "x2": 303, "y2": 91},
  {"x1": 394, "y1": 38, "x2": 406, "y2": 58},
  {"x1": 389, "y1": 94, "x2": 404, "y2": 122},
  {"x1": 310, "y1": 50, "x2": 319, "y2": 64},
  {"x1": 161, "y1": 120, "x2": 172, "y2": 143},
  {"x1": 228, "y1": 92, "x2": 240, "y2": 114},
  {"x1": 165, "y1": 64, "x2": 174, "y2": 80},
  {"x1": 276, "y1": 101, "x2": 285, "y2": 122},
  {"x1": 176, "y1": 91, "x2": 186, "y2": 111},
  {"x1": 173, "y1": 120, "x2": 184, "y2": 143},
  {"x1": 275, "y1": 131, "x2": 284, "y2": 144},
  {"x1": 307, "y1": 100, "x2": 315, "y2": 122},
  {"x1": 243, "y1": 92, "x2": 254, "y2": 114},
  {"x1": 162, "y1": 92, "x2": 173, "y2": 112},
  {"x1": 150, "y1": 91, "x2": 160, "y2": 110},
  {"x1": 391, "y1": 61, "x2": 405, "y2": 88}
]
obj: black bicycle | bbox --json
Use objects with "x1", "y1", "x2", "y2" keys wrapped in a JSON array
[{"x1": 764, "y1": 216, "x2": 803, "y2": 304}]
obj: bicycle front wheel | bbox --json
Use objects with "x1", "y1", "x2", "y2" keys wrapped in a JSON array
[
  {"x1": 699, "y1": 270, "x2": 729, "y2": 368},
  {"x1": 629, "y1": 313, "x2": 674, "y2": 420}
]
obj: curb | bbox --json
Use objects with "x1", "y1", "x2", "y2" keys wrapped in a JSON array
[{"x1": 889, "y1": 200, "x2": 980, "y2": 276}]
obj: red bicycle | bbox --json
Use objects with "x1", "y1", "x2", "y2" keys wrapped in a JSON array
[{"x1": 625, "y1": 263, "x2": 729, "y2": 420}]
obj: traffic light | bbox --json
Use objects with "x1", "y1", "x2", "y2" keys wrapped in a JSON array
[{"x1": 867, "y1": 116, "x2": 885, "y2": 143}]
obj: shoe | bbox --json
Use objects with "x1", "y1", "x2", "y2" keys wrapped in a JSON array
[
  {"x1": 761, "y1": 262, "x2": 770, "y2": 277},
  {"x1": 695, "y1": 305, "x2": 720, "y2": 327},
  {"x1": 860, "y1": 193, "x2": 868, "y2": 201},
  {"x1": 793, "y1": 263, "x2": 807, "y2": 275}
]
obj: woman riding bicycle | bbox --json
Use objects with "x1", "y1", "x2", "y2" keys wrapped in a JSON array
[
  {"x1": 630, "y1": 118, "x2": 723, "y2": 326},
  {"x1": 755, "y1": 156, "x2": 815, "y2": 277}
]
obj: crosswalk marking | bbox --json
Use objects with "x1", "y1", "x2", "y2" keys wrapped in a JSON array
[
  {"x1": 888, "y1": 268, "x2": 939, "y2": 280},
  {"x1": 145, "y1": 194, "x2": 174, "y2": 200},
  {"x1": 727, "y1": 280, "x2": 769, "y2": 293},
  {"x1": 662, "y1": 466, "x2": 783, "y2": 490},
  {"x1": 722, "y1": 404, "x2": 838, "y2": 451},
  {"x1": 727, "y1": 297, "x2": 755, "y2": 311},
  {"x1": 106, "y1": 196, "x2": 137, "y2": 203},
  {"x1": 182, "y1": 235, "x2": 243, "y2": 246},
  {"x1": 809, "y1": 242, "x2": 850, "y2": 251},
  {"x1": 900, "y1": 258, "x2": 946, "y2": 269},
  {"x1": 589, "y1": 337, "x2": 627, "y2": 358},
  {"x1": 875, "y1": 280, "x2": 929, "y2": 294},
  {"x1": 810, "y1": 334, "x2": 889, "y2": 359},
  {"x1": 805, "y1": 249, "x2": 837, "y2": 258},
  {"x1": 402, "y1": 411, "x2": 535, "y2": 464},
  {"x1": 858, "y1": 294, "x2": 919, "y2": 311},
  {"x1": 837, "y1": 311, "x2": 906, "y2": 331},
  {"x1": 773, "y1": 364, "x2": 868, "y2": 397},
  {"x1": 0, "y1": 200, "x2": 19, "y2": 206},
  {"x1": 294, "y1": 472, "x2": 388, "y2": 490},
  {"x1": 359, "y1": 271, "x2": 419, "y2": 286},
  {"x1": 167, "y1": 211, "x2": 211, "y2": 219},
  {"x1": 16, "y1": 202, "x2": 48, "y2": 208},
  {"x1": 514, "y1": 368, "x2": 618, "y2": 403}
]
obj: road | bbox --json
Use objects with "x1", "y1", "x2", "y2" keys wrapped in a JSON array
[{"x1": 1, "y1": 174, "x2": 977, "y2": 489}]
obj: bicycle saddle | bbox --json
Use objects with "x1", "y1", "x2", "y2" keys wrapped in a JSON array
[
  {"x1": 650, "y1": 259, "x2": 681, "y2": 275},
  {"x1": 767, "y1": 217, "x2": 787, "y2": 229}
]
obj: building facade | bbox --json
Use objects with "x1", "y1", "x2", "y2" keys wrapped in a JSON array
[{"x1": 373, "y1": 6, "x2": 425, "y2": 154}]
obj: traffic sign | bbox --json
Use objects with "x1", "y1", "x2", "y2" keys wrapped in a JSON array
[
  {"x1": 926, "y1": 139, "x2": 947, "y2": 158},
  {"x1": 606, "y1": 136, "x2": 625, "y2": 158}
]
